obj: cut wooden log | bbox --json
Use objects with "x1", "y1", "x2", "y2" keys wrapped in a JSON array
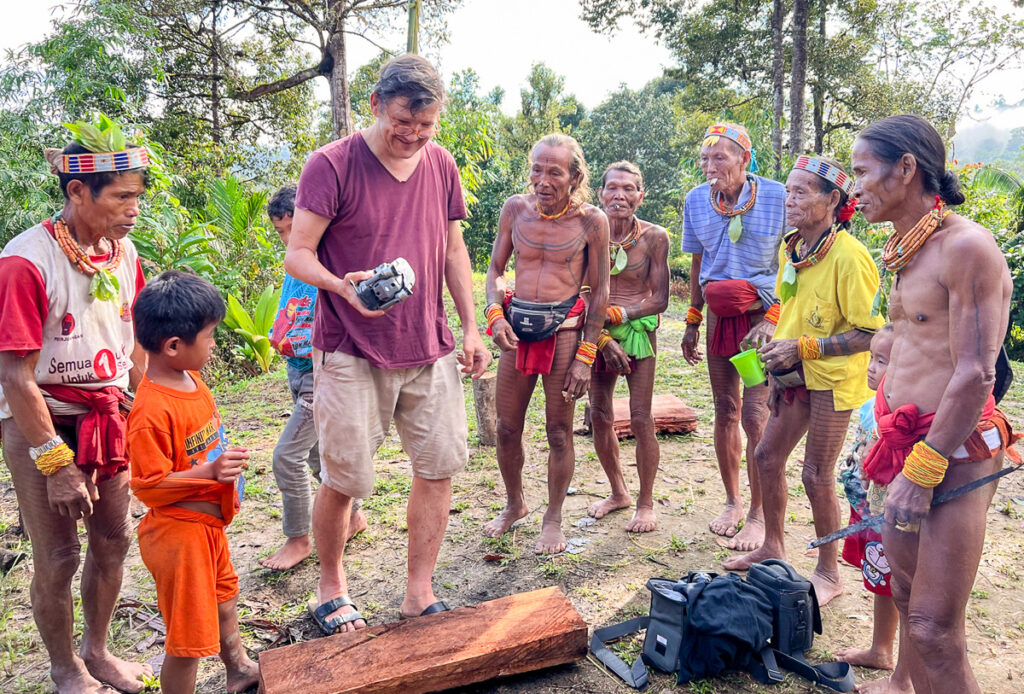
[
  {"x1": 577, "y1": 394, "x2": 699, "y2": 439},
  {"x1": 472, "y1": 371, "x2": 497, "y2": 446},
  {"x1": 258, "y1": 587, "x2": 587, "y2": 694}
]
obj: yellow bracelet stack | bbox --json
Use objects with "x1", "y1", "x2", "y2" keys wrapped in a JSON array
[
  {"x1": 597, "y1": 330, "x2": 613, "y2": 350},
  {"x1": 902, "y1": 441, "x2": 949, "y2": 488},
  {"x1": 797, "y1": 335, "x2": 822, "y2": 360},
  {"x1": 607, "y1": 306, "x2": 626, "y2": 325},
  {"x1": 35, "y1": 442, "x2": 75, "y2": 476},
  {"x1": 575, "y1": 340, "x2": 598, "y2": 366},
  {"x1": 485, "y1": 303, "x2": 504, "y2": 331},
  {"x1": 763, "y1": 303, "x2": 781, "y2": 325},
  {"x1": 686, "y1": 306, "x2": 703, "y2": 325}
]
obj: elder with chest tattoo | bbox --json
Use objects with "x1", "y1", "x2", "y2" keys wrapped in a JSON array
[
  {"x1": 483, "y1": 133, "x2": 610, "y2": 555},
  {"x1": 586, "y1": 161, "x2": 670, "y2": 534}
]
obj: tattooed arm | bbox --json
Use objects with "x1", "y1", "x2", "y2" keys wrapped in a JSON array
[
  {"x1": 616, "y1": 226, "x2": 670, "y2": 320},
  {"x1": 818, "y1": 329, "x2": 875, "y2": 357},
  {"x1": 485, "y1": 197, "x2": 522, "y2": 351},
  {"x1": 562, "y1": 206, "x2": 610, "y2": 400}
]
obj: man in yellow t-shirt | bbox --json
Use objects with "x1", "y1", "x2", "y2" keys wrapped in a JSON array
[{"x1": 723, "y1": 156, "x2": 883, "y2": 609}]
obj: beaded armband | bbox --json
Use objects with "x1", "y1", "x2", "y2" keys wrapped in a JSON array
[
  {"x1": 901, "y1": 441, "x2": 949, "y2": 488},
  {"x1": 797, "y1": 335, "x2": 822, "y2": 360},
  {"x1": 686, "y1": 306, "x2": 703, "y2": 326},
  {"x1": 763, "y1": 303, "x2": 781, "y2": 325}
]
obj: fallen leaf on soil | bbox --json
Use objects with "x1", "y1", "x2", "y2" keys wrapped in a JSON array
[{"x1": 483, "y1": 554, "x2": 504, "y2": 562}]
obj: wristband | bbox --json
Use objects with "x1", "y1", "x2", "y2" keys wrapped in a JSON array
[
  {"x1": 797, "y1": 335, "x2": 822, "y2": 360},
  {"x1": 575, "y1": 340, "x2": 598, "y2": 366},
  {"x1": 763, "y1": 303, "x2": 781, "y2": 325},
  {"x1": 597, "y1": 330, "x2": 613, "y2": 350},
  {"x1": 686, "y1": 306, "x2": 703, "y2": 326},
  {"x1": 35, "y1": 442, "x2": 75, "y2": 476},
  {"x1": 607, "y1": 305, "x2": 627, "y2": 325},
  {"x1": 29, "y1": 434, "x2": 65, "y2": 461},
  {"x1": 485, "y1": 303, "x2": 505, "y2": 331},
  {"x1": 902, "y1": 440, "x2": 949, "y2": 488}
]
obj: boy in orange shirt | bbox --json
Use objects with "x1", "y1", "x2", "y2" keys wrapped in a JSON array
[{"x1": 127, "y1": 270, "x2": 259, "y2": 693}]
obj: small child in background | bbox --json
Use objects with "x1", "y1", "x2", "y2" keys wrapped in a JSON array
[
  {"x1": 260, "y1": 184, "x2": 365, "y2": 571},
  {"x1": 127, "y1": 271, "x2": 259, "y2": 694},
  {"x1": 834, "y1": 324, "x2": 911, "y2": 693}
]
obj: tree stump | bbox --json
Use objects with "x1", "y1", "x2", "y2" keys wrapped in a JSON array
[{"x1": 472, "y1": 371, "x2": 497, "y2": 446}]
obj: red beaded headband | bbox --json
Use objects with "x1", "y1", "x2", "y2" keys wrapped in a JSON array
[{"x1": 57, "y1": 147, "x2": 149, "y2": 174}]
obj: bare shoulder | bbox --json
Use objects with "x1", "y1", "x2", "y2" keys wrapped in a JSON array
[
  {"x1": 939, "y1": 213, "x2": 1007, "y2": 270},
  {"x1": 639, "y1": 220, "x2": 670, "y2": 245},
  {"x1": 578, "y1": 203, "x2": 609, "y2": 237},
  {"x1": 502, "y1": 194, "x2": 532, "y2": 215}
]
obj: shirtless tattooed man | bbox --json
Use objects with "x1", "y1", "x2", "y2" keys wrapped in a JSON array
[
  {"x1": 852, "y1": 114, "x2": 1016, "y2": 694},
  {"x1": 483, "y1": 133, "x2": 610, "y2": 554},
  {"x1": 586, "y1": 161, "x2": 669, "y2": 533}
]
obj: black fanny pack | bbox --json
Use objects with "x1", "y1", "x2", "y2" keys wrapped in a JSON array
[
  {"x1": 590, "y1": 560, "x2": 854, "y2": 692},
  {"x1": 770, "y1": 362, "x2": 806, "y2": 388},
  {"x1": 507, "y1": 295, "x2": 579, "y2": 342}
]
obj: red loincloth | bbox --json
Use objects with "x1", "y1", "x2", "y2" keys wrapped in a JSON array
[
  {"x1": 42, "y1": 384, "x2": 128, "y2": 482},
  {"x1": 514, "y1": 297, "x2": 586, "y2": 375},
  {"x1": 703, "y1": 279, "x2": 760, "y2": 357},
  {"x1": 861, "y1": 375, "x2": 1019, "y2": 486}
]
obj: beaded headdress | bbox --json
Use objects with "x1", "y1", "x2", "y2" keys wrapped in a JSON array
[
  {"x1": 702, "y1": 124, "x2": 752, "y2": 153},
  {"x1": 44, "y1": 114, "x2": 149, "y2": 175},
  {"x1": 792, "y1": 155, "x2": 854, "y2": 195}
]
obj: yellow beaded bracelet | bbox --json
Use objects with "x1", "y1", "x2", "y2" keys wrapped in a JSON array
[
  {"x1": 902, "y1": 440, "x2": 948, "y2": 488},
  {"x1": 35, "y1": 442, "x2": 75, "y2": 476},
  {"x1": 798, "y1": 335, "x2": 822, "y2": 360},
  {"x1": 575, "y1": 340, "x2": 598, "y2": 366},
  {"x1": 597, "y1": 330, "x2": 613, "y2": 350},
  {"x1": 686, "y1": 306, "x2": 703, "y2": 325},
  {"x1": 485, "y1": 303, "x2": 505, "y2": 330}
]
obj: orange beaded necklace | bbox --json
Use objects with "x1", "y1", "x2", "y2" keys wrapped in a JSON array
[
  {"x1": 881, "y1": 197, "x2": 949, "y2": 273},
  {"x1": 52, "y1": 216, "x2": 124, "y2": 302},
  {"x1": 536, "y1": 199, "x2": 572, "y2": 220}
]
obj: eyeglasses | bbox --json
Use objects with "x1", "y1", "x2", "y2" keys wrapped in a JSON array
[{"x1": 382, "y1": 108, "x2": 439, "y2": 138}]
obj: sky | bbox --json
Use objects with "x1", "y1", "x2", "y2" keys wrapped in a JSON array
[{"x1": 2, "y1": 0, "x2": 1022, "y2": 138}]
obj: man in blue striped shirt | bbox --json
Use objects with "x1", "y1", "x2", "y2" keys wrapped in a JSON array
[{"x1": 680, "y1": 123, "x2": 787, "y2": 554}]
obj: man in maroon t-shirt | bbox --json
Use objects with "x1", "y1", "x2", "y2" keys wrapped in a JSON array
[{"x1": 285, "y1": 54, "x2": 489, "y2": 633}]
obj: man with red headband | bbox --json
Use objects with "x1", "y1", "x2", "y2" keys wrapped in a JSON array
[
  {"x1": 722, "y1": 156, "x2": 883, "y2": 608},
  {"x1": 680, "y1": 122, "x2": 786, "y2": 550},
  {"x1": 0, "y1": 118, "x2": 151, "y2": 692}
]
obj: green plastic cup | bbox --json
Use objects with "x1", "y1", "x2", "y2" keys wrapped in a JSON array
[{"x1": 729, "y1": 348, "x2": 766, "y2": 387}]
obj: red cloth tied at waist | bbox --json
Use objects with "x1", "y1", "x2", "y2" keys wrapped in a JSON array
[
  {"x1": 703, "y1": 279, "x2": 760, "y2": 357},
  {"x1": 41, "y1": 385, "x2": 128, "y2": 482},
  {"x1": 862, "y1": 375, "x2": 999, "y2": 486},
  {"x1": 514, "y1": 296, "x2": 586, "y2": 376}
]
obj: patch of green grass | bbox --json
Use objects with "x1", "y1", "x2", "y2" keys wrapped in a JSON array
[
  {"x1": 971, "y1": 589, "x2": 990, "y2": 600},
  {"x1": 537, "y1": 559, "x2": 566, "y2": 579}
]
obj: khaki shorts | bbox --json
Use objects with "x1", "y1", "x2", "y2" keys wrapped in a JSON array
[{"x1": 312, "y1": 349, "x2": 468, "y2": 498}]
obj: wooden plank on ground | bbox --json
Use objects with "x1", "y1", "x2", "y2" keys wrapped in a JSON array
[
  {"x1": 613, "y1": 393, "x2": 699, "y2": 439},
  {"x1": 258, "y1": 586, "x2": 588, "y2": 694},
  {"x1": 581, "y1": 394, "x2": 699, "y2": 438}
]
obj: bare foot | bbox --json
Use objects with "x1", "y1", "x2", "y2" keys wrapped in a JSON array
[
  {"x1": 534, "y1": 520, "x2": 567, "y2": 554},
  {"x1": 82, "y1": 652, "x2": 152, "y2": 694},
  {"x1": 259, "y1": 536, "x2": 312, "y2": 571},
  {"x1": 52, "y1": 660, "x2": 116, "y2": 694},
  {"x1": 727, "y1": 512, "x2": 764, "y2": 551},
  {"x1": 225, "y1": 654, "x2": 260, "y2": 693},
  {"x1": 722, "y1": 542, "x2": 784, "y2": 571},
  {"x1": 856, "y1": 674, "x2": 915, "y2": 693},
  {"x1": 313, "y1": 589, "x2": 366, "y2": 633},
  {"x1": 709, "y1": 503, "x2": 744, "y2": 538},
  {"x1": 810, "y1": 568, "x2": 843, "y2": 606},
  {"x1": 347, "y1": 509, "x2": 367, "y2": 540},
  {"x1": 625, "y1": 506, "x2": 657, "y2": 533},
  {"x1": 588, "y1": 494, "x2": 632, "y2": 519},
  {"x1": 483, "y1": 504, "x2": 528, "y2": 538},
  {"x1": 835, "y1": 646, "x2": 895, "y2": 671}
]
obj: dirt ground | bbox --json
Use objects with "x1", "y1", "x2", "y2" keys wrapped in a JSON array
[{"x1": 2, "y1": 300, "x2": 1023, "y2": 693}]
